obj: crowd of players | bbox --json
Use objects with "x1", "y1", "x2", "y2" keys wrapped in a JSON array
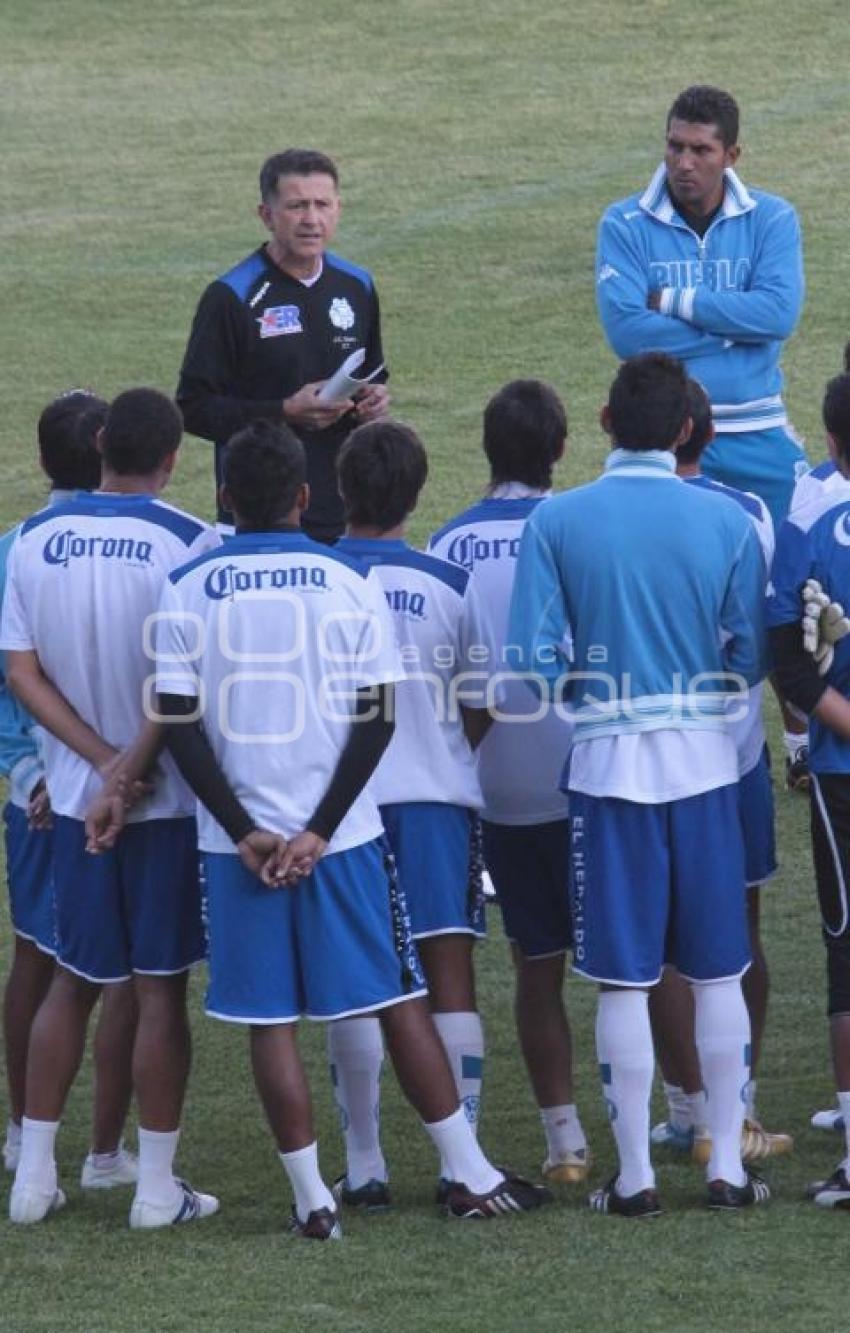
[
  {"x1": 4, "y1": 81, "x2": 850, "y2": 1238},
  {"x1": 2, "y1": 356, "x2": 850, "y2": 1236}
]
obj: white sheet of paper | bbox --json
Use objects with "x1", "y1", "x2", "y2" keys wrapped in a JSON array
[{"x1": 316, "y1": 348, "x2": 385, "y2": 403}]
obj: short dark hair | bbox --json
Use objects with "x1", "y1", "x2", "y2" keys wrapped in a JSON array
[
  {"x1": 823, "y1": 374, "x2": 850, "y2": 459},
  {"x1": 843, "y1": 340, "x2": 850, "y2": 374},
  {"x1": 483, "y1": 380, "x2": 567, "y2": 489},
  {"x1": 223, "y1": 420, "x2": 307, "y2": 526},
  {"x1": 675, "y1": 378, "x2": 713, "y2": 465},
  {"x1": 607, "y1": 353, "x2": 690, "y2": 451},
  {"x1": 101, "y1": 388, "x2": 182, "y2": 476},
  {"x1": 259, "y1": 149, "x2": 339, "y2": 203},
  {"x1": 337, "y1": 421, "x2": 428, "y2": 531},
  {"x1": 38, "y1": 390, "x2": 108, "y2": 490},
  {"x1": 667, "y1": 85, "x2": 740, "y2": 148}
]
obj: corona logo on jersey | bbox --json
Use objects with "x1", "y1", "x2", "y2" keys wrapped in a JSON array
[
  {"x1": 445, "y1": 531, "x2": 521, "y2": 571},
  {"x1": 258, "y1": 304, "x2": 302, "y2": 338},
  {"x1": 42, "y1": 529, "x2": 153, "y2": 568},
  {"x1": 202, "y1": 561, "x2": 328, "y2": 601},
  {"x1": 384, "y1": 588, "x2": 426, "y2": 620}
]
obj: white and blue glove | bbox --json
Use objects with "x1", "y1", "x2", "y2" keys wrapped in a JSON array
[{"x1": 802, "y1": 578, "x2": 850, "y2": 676}]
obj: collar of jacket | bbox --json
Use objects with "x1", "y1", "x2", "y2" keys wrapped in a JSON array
[{"x1": 639, "y1": 163, "x2": 756, "y2": 225}]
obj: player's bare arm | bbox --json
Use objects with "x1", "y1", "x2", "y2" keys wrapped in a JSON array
[{"x1": 6, "y1": 648, "x2": 117, "y2": 772}]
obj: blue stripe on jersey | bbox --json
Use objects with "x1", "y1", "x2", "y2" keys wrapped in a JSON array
[
  {"x1": 685, "y1": 473, "x2": 764, "y2": 520},
  {"x1": 325, "y1": 251, "x2": 373, "y2": 292},
  {"x1": 428, "y1": 497, "x2": 544, "y2": 547},
  {"x1": 20, "y1": 495, "x2": 206, "y2": 545},
  {"x1": 218, "y1": 250, "x2": 269, "y2": 302},
  {"x1": 170, "y1": 530, "x2": 369, "y2": 584},
  {"x1": 336, "y1": 537, "x2": 469, "y2": 595},
  {"x1": 811, "y1": 459, "x2": 838, "y2": 481}
]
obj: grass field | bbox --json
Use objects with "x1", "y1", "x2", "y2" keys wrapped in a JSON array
[{"x1": 2, "y1": 1, "x2": 850, "y2": 1329}]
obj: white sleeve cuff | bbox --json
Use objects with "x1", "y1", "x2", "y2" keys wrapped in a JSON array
[{"x1": 678, "y1": 288, "x2": 696, "y2": 323}]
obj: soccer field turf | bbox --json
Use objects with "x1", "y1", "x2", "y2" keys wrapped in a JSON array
[{"x1": 2, "y1": 1, "x2": 850, "y2": 1328}]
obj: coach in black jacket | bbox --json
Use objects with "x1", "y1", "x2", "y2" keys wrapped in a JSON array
[{"x1": 176, "y1": 148, "x2": 389, "y2": 542}]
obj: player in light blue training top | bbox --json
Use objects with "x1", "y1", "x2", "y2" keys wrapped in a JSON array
[
  {"x1": 509, "y1": 352, "x2": 766, "y2": 1217},
  {"x1": 648, "y1": 377, "x2": 793, "y2": 1166},
  {"x1": 596, "y1": 84, "x2": 807, "y2": 530}
]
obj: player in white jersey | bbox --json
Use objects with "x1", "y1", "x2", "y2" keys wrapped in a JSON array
[
  {"x1": 325, "y1": 421, "x2": 492, "y2": 1209},
  {"x1": 151, "y1": 420, "x2": 550, "y2": 1236},
  {"x1": 0, "y1": 389, "x2": 220, "y2": 1228},
  {"x1": 1, "y1": 391, "x2": 138, "y2": 1191},
  {"x1": 429, "y1": 380, "x2": 590, "y2": 1186},
  {"x1": 648, "y1": 378, "x2": 792, "y2": 1162}
]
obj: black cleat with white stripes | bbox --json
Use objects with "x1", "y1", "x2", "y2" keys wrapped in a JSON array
[
  {"x1": 707, "y1": 1167, "x2": 771, "y2": 1210},
  {"x1": 443, "y1": 1171, "x2": 552, "y2": 1219}
]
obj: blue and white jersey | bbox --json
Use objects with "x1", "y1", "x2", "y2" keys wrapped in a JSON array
[
  {"x1": 429, "y1": 490, "x2": 572, "y2": 825},
  {"x1": 597, "y1": 166, "x2": 803, "y2": 435},
  {"x1": 787, "y1": 458, "x2": 848, "y2": 521},
  {"x1": 0, "y1": 492, "x2": 219, "y2": 821},
  {"x1": 156, "y1": 531, "x2": 404, "y2": 855},
  {"x1": 768, "y1": 487, "x2": 850, "y2": 774},
  {"x1": 336, "y1": 537, "x2": 485, "y2": 810},
  {"x1": 685, "y1": 474, "x2": 774, "y2": 777},
  {"x1": 508, "y1": 450, "x2": 765, "y2": 802}
]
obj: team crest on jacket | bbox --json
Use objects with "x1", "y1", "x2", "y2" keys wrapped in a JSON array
[
  {"x1": 329, "y1": 297, "x2": 355, "y2": 330},
  {"x1": 258, "y1": 305, "x2": 302, "y2": 338}
]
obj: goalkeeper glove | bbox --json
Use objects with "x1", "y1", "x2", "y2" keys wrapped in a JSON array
[{"x1": 802, "y1": 578, "x2": 850, "y2": 675}]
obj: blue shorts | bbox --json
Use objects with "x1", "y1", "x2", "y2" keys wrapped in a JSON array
[
  {"x1": 702, "y1": 425, "x2": 809, "y2": 528},
  {"x1": 203, "y1": 837, "x2": 427, "y2": 1024},
  {"x1": 4, "y1": 802, "x2": 56, "y2": 956},
  {"x1": 482, "y1": 818, "x2": 572, "y2": 959},
  {"x1": 380, "y1": 802, "x2": 485, "y2": 938},
  {"x1": 52, "y1": 815, "x2": 204, "y2": 984},
  {"x1": 569, "y1": 785, "x2": 750, "y2": 986},
  {"x1": 739, "y1": 747, "x2": 778, "y2": 889}
]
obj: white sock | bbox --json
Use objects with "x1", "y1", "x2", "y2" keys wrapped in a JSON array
[
  {"x1": 5, "y1": 1119, "x2": 22, "y2": 1150},
  {"x1": 90, "y1": 1141, "x2": 125, "y2": 1170},
  {"x1": 423, "y1": 1107, "x2": 502, "y2": 1195},
  {"x1": 688, "y1": 1089, "x2": 708, "y2": 1130},
  {"x1": 327, "y1": 1017, "x2": 386, "y2": 1189},
  {"x1": 744, "y1": 1077, "x2": 758, "y2": 1121},
  {"x1": 540, "y1": 1104, "x2": 587, "y2": 1160},
  {"x1": 837, "y1": 1090, "x2": 850, "y2": 1174},
  {"x1": 279, "y1": 1141, "x2": 335, "y2": 1223},
  {"x1": 693, "y1": 979, "x2": 750, "y2": 1187},
  {"x1": 136, "y1": 1127, "x2": 181, "y2": 1206},
  {"x1": 784, "y1": 730, "x2": 808, "y2": 761},
  {"x1": 596, "y1": 990, "x2": 655, "y2": 1196},
  {"x1": 432, "y1": 1011, "x2": 484, "y2": 1133},
  {"x1": 15, "y1": 1117, "x2": 59, "y2": 1191},
  {"x1": 663, "y1": 1081, "x2": 692, "y2": 1132}
]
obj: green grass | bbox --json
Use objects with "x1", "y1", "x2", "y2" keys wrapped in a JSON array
[{"x1": 2, "y1": 1, "x2": 850, "y2": 1328}]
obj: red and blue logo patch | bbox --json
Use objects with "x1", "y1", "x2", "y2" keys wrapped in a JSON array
[{"x1": 258, "y1": 305, "x2": 303, "y2": 338}]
